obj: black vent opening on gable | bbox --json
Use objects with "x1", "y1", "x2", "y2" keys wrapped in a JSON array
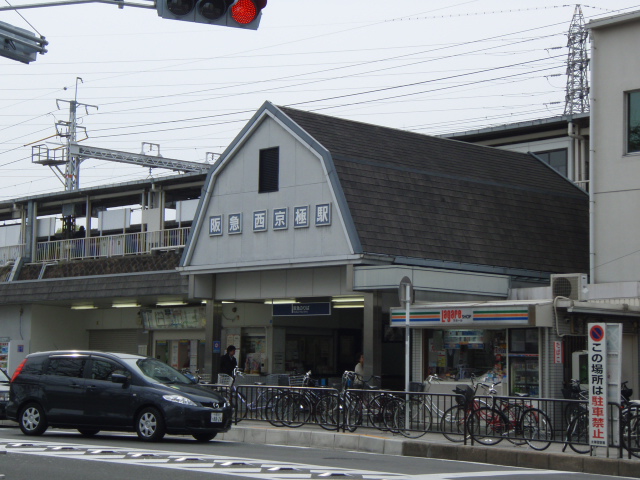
[{"x1": 259, "y1": 147, "x2": 279, "y2": 193}]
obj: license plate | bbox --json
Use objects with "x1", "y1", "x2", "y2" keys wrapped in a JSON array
[{"x1": 211, "y1": 412, "x2": 223, "y2": 423}]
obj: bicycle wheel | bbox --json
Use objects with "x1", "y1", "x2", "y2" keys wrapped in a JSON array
[
  {"x1": 344, "y1": 393, "x2": 363, "y2": 432},
  {"x1": 367, "y1": 393, "x2": 397, "y2": 431},
  {"x1": 394, "y1": 398, "x2": 432, "y2": 439},
  {"x1": 278, "y1": 392, "x2": 312, "y2": 428},
  {"x1": 316, "y1": 394, "x2": 340, "y2": 431},
  {"x1": 566, "y1": 410, "x2": 591, "y2": 454},
  {"x1": 469, "y1": 406, "x2": 506, "y2": 446},
  {"x1": 520, "y1": 408, "x2": 553, "y2": 451},
  {"x1": 440, "y1": 405, "x2": 466, "y2": 442},
  {"x1": 506, "y1": 404, "x2": 527, "y2": 446},
  {"x1": 621, "y1": 410, "x2": 640, "y2": 458},
  {"x1": 381, "y1": 396, "x2": 404, "y2": 434},
  {"x1": 262, "y1": 390, "x2": 286, "y2": 427}
]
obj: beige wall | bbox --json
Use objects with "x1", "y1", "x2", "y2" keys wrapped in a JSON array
[{"x1": 591, "y1": 17, "x2": 640, "y2": 283}]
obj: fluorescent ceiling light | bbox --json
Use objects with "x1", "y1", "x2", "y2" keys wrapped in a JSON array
[
  {"x1": 264, "y1": 299, "x2": 298, "y2": 305},
  {"x1": 221, "y1": 301, "x2": 234, "y2": 304},
  {"x1": 333, "y1": 303, "x2": 364, "y2": 309},
  {"x1": 113, "y1": 303, "x2": 140, "y2": 308},
  {"x1": 156, "y1": 301, "x2": 187, "y2": 306},
  {"x1": 332, "y1": 296, "x2": 365, "y2": 303},
  {"x1": 71, "y1": 305, "x2": 97, "y2": 310}
]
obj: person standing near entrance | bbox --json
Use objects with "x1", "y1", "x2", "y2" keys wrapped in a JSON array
[
  {"x1": 354, "y1": 353, "x2": 364, "y2": 388},
  {"x1": 220, "y1": 345, "x2": 238, "y2": 376}
]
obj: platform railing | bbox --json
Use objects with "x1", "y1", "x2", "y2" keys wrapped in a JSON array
[{"x1": 33, "y1": 227, "x2": 190, "y2": 263}]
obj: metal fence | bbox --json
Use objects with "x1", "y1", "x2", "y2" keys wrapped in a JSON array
[
  {"x1": 33, "y1": 227, "x2": 190, "y2": 263},
  {"x1": 200, "y1": 381, "x2": 640, "y2": 459},
  {"x1": 0, "y1": 244, "x2": 24, "y2": 267}
]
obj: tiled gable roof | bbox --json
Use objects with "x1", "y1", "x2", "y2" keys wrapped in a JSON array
[{"x1": 278, "y1": 106, "x2": 588, "y2": 274}]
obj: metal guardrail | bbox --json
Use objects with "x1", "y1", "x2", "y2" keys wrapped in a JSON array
[
  {"x1": 199, "y1": 383, "x2": 640, "y2": 459},
  {"x1": 0, "y1": 244, "x2": 24, "y2": 267},
  {"x1": 33, "y1": 227, "x2": 190, "y2": 263}
]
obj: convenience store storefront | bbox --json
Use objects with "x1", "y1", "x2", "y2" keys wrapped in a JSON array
[{"x1": 390, "y1": 300, "x2": 555, "y2": 397}]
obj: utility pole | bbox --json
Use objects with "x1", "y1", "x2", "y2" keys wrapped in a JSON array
[
  {"x1": 564, "y1": 4, "x2": 589, "y2": 115},
  {"x1": 57, "y1": 77, "x2": 98, "y2": 191}
]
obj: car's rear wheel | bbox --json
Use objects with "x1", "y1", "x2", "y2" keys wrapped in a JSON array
[
  {"x1": 19, "y1": 403, "x2": 48, "y2": 436},
  {"x1": 78, "y1": 428, "x2": 100, "y2": 436},
  {"x1": 192, "y1": 432, "x2": 217, "y2": 442},
  {"x1": 135, "y1": 407, "x2": 165, "y2": 442}
]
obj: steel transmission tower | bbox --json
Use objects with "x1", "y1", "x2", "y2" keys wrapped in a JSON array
[{"x1": 564, "y1": 4, "x2": 590, "y2": 115}]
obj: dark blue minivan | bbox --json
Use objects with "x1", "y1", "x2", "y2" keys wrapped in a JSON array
[{"x1": 7, "y1": 350, "x2": 232, "y2": 442}]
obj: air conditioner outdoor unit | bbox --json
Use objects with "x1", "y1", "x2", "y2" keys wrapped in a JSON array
[{"x1": 550, "y1": 273, "x2": 588, "y2": 301}]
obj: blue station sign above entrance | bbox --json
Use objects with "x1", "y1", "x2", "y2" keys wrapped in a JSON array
[{"x1": 272, "y1": 302, "x2": 332, "y2": 316}]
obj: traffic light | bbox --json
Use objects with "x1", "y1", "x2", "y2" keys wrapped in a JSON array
[
  {"x1": 0, "y1": 21, "x2": 47, "y2": 64},
  {"x1": 157, "y1": 0, "x2": 266, "y2": 30}
]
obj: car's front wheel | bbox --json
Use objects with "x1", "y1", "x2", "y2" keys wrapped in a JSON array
[
  {"x1": 135, "y1": 407, "x2": 165, "y2": 442},
  {"x1": 193, "y1": 432, "x2": 217, "y2": 442},
  {"x1": 19, "y1": 403, "x2": 48, "y2": 436}
]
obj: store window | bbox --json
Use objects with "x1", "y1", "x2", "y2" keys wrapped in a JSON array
[
  {"x1": 427, "y1": 330, "x2": 505, "y2": 380},
  {"x1": 242, "y1": 335, "x2": 266, "y2": 374},
  {"x1": 628, "y1": 91, "x2": 640, "y2": 153},
  {"x1": 509, "y1": 328, "x2": 540, "y2": 396}
]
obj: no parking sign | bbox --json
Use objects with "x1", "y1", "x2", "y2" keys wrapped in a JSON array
[{"x1": 587, "y1": 323, "x2": 622, "y2": 448}]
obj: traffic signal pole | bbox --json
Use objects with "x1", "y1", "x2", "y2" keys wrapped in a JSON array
[{"x1": 0, "y1": 0, "x2": 265, "y2": 64}]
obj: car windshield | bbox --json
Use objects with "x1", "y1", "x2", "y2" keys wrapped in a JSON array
[
  {"x1": 0, "y1": 368, "x2": 9, "y2": 383},
  {"x1": 135, "y1": 357, "x2": 193, "y2": 385}
]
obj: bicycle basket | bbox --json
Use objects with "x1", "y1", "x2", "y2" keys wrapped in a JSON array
[
  {"x1": 342, "y1": 371, "x2": 355, "y2": 389},
  {"x1": 453, "y1": 384, "x2": 474, "y2": 407},
  {"x1": 217, "y1": 373, "x2": 234, "y2": 386},
  {"x1": 289, "y1": 374, "x2": 306, "y2": 387}
]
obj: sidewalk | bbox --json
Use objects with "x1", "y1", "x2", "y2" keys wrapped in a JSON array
[{"x1": 219, "y1": 420, "x2": 640, "y2": 478}]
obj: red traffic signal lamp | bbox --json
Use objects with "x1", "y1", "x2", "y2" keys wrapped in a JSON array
[{"x1": 158, "y1": 0, "x2": 266, "y2": 30}]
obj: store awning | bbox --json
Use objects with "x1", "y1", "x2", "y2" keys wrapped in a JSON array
[{"x1": 390, "y1": 300, "x2": 554, "y2": 329}]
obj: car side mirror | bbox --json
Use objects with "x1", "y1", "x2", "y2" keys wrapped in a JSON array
[{"x1": 112, "y1": 373, "x2": 128, "y2": 384}]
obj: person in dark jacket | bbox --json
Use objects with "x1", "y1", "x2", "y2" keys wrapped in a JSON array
[{"x1": 220, "y1": 345, "x2": 238, "y2": 376}]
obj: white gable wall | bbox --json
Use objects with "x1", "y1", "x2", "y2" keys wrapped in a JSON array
[{"x1": 189, "y1": 115, "x2": 355, "y2": 271}]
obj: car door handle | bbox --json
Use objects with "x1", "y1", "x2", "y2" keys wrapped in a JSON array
[{"x1": 85, "y1": 385, "x2": 96, "y2": 390}]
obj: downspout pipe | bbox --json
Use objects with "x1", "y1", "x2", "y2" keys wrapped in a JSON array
[
  {"x1": 568, "y1": 121, "x2": 585, "y2": 185},
  {"x1": 588, "y1": 34, "x2": 596, "y2": 281}
]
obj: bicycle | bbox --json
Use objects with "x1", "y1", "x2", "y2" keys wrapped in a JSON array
[
  {"x1": 478, "y1": 381, "x2": 553, "y2": 451},
  {"x1": 217, "y1": 368, "x2": 284, "y2": 427},
  {"x1": 389, "y1": 374, "x2": 450, "y2": 439},
  {"x1": 439, "y1": 382, "x2": 508, "y2": 445},
  {"x1": 272, "y1": 370, "x2": 330, "y2": 428},
  {"x1": 315, "y1": 371, "x2": 398, "y2": 433},
  {"x1": 564, "y1": 380, "x2": 637, "y2": 455}
]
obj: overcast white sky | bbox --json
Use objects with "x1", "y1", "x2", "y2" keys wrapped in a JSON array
[{"x1": 0, "y1": 0, "x2": 639, "y2": 202}]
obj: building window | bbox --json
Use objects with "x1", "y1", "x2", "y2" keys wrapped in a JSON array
[
  {"x1": 628, "y1": 91, "x2": 640, "y2": 153},
  {"x1": 259, "y1": 147, "x2": 279, "y2": 193},
  {"x1": 534, "y1": 148, "x2": 568, "y2": 177}
]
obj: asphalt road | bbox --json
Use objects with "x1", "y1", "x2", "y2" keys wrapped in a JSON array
[{"x1": 0, "y1": 427, "x2": 632, "y2": 480}]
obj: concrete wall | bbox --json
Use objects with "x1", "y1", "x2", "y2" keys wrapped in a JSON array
[
  {"x1": 189, "y1": 116, "x2": 353, "y2": 271},
  {"x1": 31, "y1": 305, "x2": 88, "y2": 353},
  {"x1": 83, "y1": 308, "x2": 141, "y2": 330},
  {"x1": 216, "y1": 266, "x2": 353, "y2": 301},
  {"x1": 591, "y1": 18, "x2": 640, "y2": 283}
]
